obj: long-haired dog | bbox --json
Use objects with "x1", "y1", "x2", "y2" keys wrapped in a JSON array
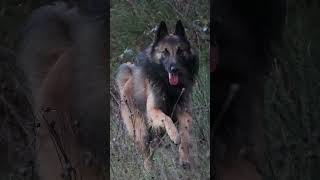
[
  {"x1": 116, "y1": 21, "x2": 198, "y2": 170},
  {"x1": 17, "y1": 2, "x2": 106, "y2": 180}
]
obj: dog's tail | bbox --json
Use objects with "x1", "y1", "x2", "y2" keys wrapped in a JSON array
[
  {"x1": 116, "y1": 62, "x2": 135, "y2": 92},
  {"x1": 17, "y1": 2, "x2": 80, "y2": 97}
]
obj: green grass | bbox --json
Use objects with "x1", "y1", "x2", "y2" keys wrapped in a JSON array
[{"x1": 110, "y1": 0, "x2": 210, "y2": 179}]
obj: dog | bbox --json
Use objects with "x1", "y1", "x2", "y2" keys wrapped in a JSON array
[
  {"x1": 17, "y1": 3, "x2": 106, "y2": 180},
  {"x1": 116, "y1": 20, "x2": 198, "y2": 170}
]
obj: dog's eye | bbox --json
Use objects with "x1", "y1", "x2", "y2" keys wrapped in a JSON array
[
  {"x1": 177, "y1": 47, "x2": 185, "y2": 57},
  {"x1": 163, "y1": 48, "x2": 170, "y2": 56}
]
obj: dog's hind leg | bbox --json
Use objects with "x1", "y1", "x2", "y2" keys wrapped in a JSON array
[
  {"x1": 117, "y1": 65, "x2": 152, "y2": 170},
  {"x1": 116, "y1": 63, "x2": 135, "y2": 136},
  {"x1": 116, "y1": 63, "x2": 136, "y2": 137},
  {"x1": 121, "y1": 83, "x2": 152, "y2": 171},
  {"x1": 119, "y1": 77, "x2": 135, "y2": 137},
  {"x1": 132, "y1": 113, "x2": 152, "y2": 171}
]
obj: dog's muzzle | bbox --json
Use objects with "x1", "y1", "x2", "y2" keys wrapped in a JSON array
[{"x1": 168, "y1": 65, "x2": 179, "y2": 86}]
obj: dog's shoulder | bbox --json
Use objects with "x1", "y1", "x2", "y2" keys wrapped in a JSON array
[{"x1": 135, "y1": 47, "x2": 152, "y2": 66}]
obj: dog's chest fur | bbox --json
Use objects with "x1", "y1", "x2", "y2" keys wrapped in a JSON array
[
  {"x1": 132, "y1": 66, "x2": 190, "y2": 122},
  {"x1": 150, "y1": 81, "x2": 188, "y2": 121}
]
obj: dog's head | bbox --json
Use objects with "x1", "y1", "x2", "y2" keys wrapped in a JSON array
[{"x1": 151, "y1": 20, "x2": 198, "y2": 86}]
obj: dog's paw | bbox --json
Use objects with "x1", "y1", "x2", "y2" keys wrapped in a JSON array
[
  {"x1": 144, "y1": 159, "x2": 153, "y2": 171},
  {"x1": 174, "y1": 134, "x2": 181, "y2": 145},
  {"x1": 168, "y1": 131, "x2": 180, "y2": 145},
  {"x1": 165, "y1": 124, "x2": 180, "y2": 144}
]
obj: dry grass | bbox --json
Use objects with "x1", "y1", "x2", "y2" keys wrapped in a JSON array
[{"x1": 264, "y1": 1, "x2": 320, "y2": 179}]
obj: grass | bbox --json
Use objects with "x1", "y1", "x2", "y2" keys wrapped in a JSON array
[
  {"x1": 110, "y1": 0, "x2": 210, "y2": 179},
  {"x1": 264, "y1": 1, "x2": 320, "y2": 179}
]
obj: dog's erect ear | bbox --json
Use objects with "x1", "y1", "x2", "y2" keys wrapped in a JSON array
[
  {"x1": 155, "y1": 21, "x2": 168, "y2": 43},
  {"x1": 174, "y1": 20, "x2": 186, "y2": 38}
]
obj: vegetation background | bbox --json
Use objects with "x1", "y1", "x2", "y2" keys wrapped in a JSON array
[
  {"x1": 264, "y1": 1, "x2": 320, "y2": 180},
  {"x1": 0, "y1": 0, "x2": 319, "y2": 180},
  {"x1": 1, "y1": 1, "x2": 44, "y2": 179},
  {"x1": 110, "y1": 0, "x2": 210, "y2": 180}
]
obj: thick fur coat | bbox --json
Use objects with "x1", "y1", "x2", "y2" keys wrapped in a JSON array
[{"x1": 116, "y1": 21, "x2": 198, "y2": 170}]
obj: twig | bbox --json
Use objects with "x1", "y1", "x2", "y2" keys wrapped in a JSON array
[
  {"x1": 213, "y1": 83, "x2": 240, "y2": 133},
  {"x1": 110, "y1": 90, "x2": 120, "y2": 106},
  {"x1": 170, "y1": 88, "x2": 185, "y2": 118},
  {"x1": 41, "y1": 109, "x2": 78, "y2": 180}
]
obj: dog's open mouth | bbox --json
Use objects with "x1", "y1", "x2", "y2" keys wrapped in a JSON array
[{"x1": 169, "y1": 73, "x2": 179, "y2": 86}]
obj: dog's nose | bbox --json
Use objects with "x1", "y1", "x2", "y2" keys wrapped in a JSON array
[{"x1": 170, "y1": 66, "x2": 178, "y2": 73}]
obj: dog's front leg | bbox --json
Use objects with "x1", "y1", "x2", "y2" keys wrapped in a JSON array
[
  {"x1": 146, "y1": 93, "x2": 180, "y2": 144},
  {"x1": 177, "y1": 111, "x2": 192, "y2": 168}
]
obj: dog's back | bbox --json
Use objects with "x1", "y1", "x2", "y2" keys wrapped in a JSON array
[{"x1": 18, "y1": 3, "x2": 77, "y2": 98}]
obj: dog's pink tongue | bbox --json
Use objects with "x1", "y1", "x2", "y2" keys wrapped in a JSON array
[{"x1": 169, "y1": 73, "x2": 179, "y2": 86}]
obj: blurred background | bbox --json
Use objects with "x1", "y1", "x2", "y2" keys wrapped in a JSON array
[
  {"x1": 1, "y1": 1, "x2": 43, "y2": 179},
  {"x1": 264, "y1": 1, "x2": 320, "y2": 179},
  {"x1": 0, "y1": 0, "x2": 102, "y2": 179}
]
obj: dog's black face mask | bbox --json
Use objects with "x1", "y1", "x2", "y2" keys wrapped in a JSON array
[{"x1": 151, "y1": 20, "x2": 196, "y2": 86}]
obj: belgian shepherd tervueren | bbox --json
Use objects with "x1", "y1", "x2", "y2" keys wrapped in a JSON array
[
  {"x1": 17, "y1": 2, "x2": 106, "y2": 180},
  {"x1": 116, "y1": 20, "x2": 198, "y2": 170},
  {"x1": 212, "y1": 0, "x2": 286, "y2": 179}
]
